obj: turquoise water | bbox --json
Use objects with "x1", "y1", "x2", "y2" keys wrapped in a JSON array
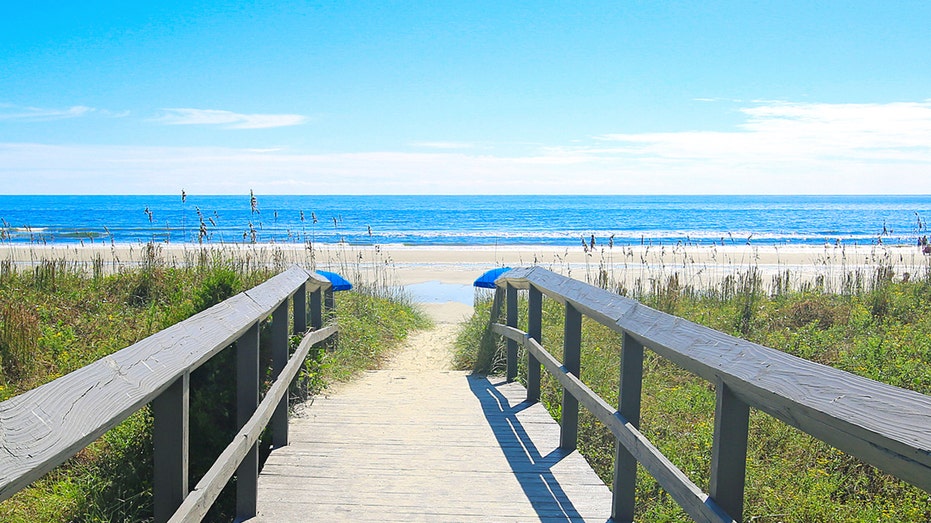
[{"x1": 1, "y1": 194, "x2": 929, "y2": 247}]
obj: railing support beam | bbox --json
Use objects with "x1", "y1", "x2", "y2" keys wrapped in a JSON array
[
  {"x1": 271, "y1": 301, "x2": 290, "y2": 449},
  {"x1": 310, "y1": 288, "x2": 323, "y2": 330},
  {"x1": 612, "y1": 332, "x2": 644, "y2": 523},
  {"x1": 236, "y1": 322, "x2": 260, "y2": 520},
  {"x1": 152, "y1": 372, "x2": 189, "y2": 523},
  {"x1": 293, "y1": 281, "x2": 307, "y2": 334},
  {"x1": 710, "y1": 380, "x2": 750, "y2": 522},
  {"x1": 526, "y1": 286, "x2": 542, "y2": 402},
  {"x1": 560, "y1": 303, "x2": 582, "y2": 451},
  {"x1": 506, "y1": 284, "x2": 519, "y2": 382}
]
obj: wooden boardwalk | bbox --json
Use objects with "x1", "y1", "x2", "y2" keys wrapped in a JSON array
[{"x1": 252, "y1": 365, "x2": 612, "y2": 522}]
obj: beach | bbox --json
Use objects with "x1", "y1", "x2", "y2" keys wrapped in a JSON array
[{"x1": 3, "y1": 242, "x2": 927, "y2": 294}]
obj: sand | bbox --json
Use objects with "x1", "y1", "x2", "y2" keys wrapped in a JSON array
[{"x1": 4, "y1": 242, "x2": 928, "y2": 291}]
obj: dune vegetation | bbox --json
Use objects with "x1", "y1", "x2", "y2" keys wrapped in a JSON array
[
  {"x1": 456, "y1": 258, "x2": 931, "y2": 522},
  {"x1": 0, "y1": 247, "x2": 428, "y2": 522}
]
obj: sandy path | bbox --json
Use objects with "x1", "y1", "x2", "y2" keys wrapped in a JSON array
[{"x1": 382, "y1": 301, "x2": 474, "y2": 373}]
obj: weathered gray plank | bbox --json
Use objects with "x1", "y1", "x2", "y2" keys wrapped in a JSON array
[
  {"x1": 153, "y1": 372, "x2": 190, "y2": 523},
  {"x1": 496, "y1": 267, "x2": 931, "y2": 493},
  {"x1": 253, "y1": 371, "x2": 612, "y2": 522},
  {"x1": 506, "y1": 283, "x2": 518, "y2": 381},
  {"x1": 0, "y1": 265, "x2": 317, "y2": 503},
  {"x1": 709, "y1": 381, "x2": 750, "y2": 522},
  {"x1": 236, "y1": 323, "x2": 261, "y2": 519},
  {"x1": 560, "y1": 303, "x2": 582, "y2": 452},
  {"x1": 613, "y1": 332, "x2": 643, "y2": 522}
]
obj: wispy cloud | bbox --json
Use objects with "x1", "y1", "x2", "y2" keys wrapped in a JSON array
[
  {"x1": 2, "y1": 100, "x2": 930, "y2": 195},
  {"x1": 0, "y1": 104, "x2": 95, "y2": 122},
  {"x1": 595, "y1": 100, "x2": 931, "y2": 164},
  {"x1": 156, "y1": 108, "x2": 307, "y2": 129},
  {"x1": 409, "y1": 141, "x2": 476, "y2": 150}
]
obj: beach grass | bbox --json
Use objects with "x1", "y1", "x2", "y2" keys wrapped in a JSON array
[
  {"x1": 455, "y1": 257, "x2": 931, "y2": 522},
  {"x1": 0, "y1": 244, "x2": 427, "y2": 522}
]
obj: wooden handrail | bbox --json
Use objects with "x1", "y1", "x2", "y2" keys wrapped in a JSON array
[
  {"x1": 493, "y1": 266, "x2": 931, "y2": 523},
  {"x1": 0, "y1": 264, "x2": 338, "y2": 522},
  {"x1": 168, "y1": 325, "x2": 337, "y2": 522}
]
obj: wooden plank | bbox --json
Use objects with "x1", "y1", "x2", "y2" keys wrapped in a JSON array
[
  {"x1": 0, "y1": 265, "x2": 313, "y2": 503},
  {"x1": 270, "y1": 302, "x2": 289, "y2": 449},
  {"x1": 497, "y1": 267, "x2": 931, "y2": 493},
  {"x1": 236, "y1": 322, "x2": 260, "y2": 519},
  {"x1": 169, "y1": 326, "x2": 336, "y2": 522},
  {"x1": 292, "y1": 281, "x2": 307, "y2": 334},
  {"x1": 243, "y1": 266, "x2": 310, "y2": 318},
  {"x1": 254, "y1": 370, "x2": 612, "y2": 522},
  {"x1": 710, "y1": 381, "x2": 750, "y2": 522},
  {"x1": 309, "y1": 288, "x2": 322, "y2": 330},
  {"x1": 506, "y1": 284, "x2": 518, "y2": 382},
  {"x1": 560, "y1": 303, "x2": 582, "y2": 452},
  {"x1": 527, "y1": 286, "x2": 542, "y2": 402},
  {"x1": 613, "y1": 332, "x2": 644, "y2": 523},
  {"x1": 152, "y1": 372, "x2": 189, "y2": 523}
]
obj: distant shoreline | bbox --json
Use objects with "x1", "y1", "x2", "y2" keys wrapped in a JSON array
[{"x1": 2, "y1": 242, "x2": 927, "y2": 288}]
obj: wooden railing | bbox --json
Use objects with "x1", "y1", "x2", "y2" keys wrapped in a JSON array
[
  {"x1": 491, "y1": 266, "x2": 931, "y2": 523},
  {"x1": 0, "y1": 265, "x2": 338, "y2": 522}
]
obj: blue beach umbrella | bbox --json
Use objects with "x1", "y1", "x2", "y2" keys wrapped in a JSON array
[
  {"x1": 315, "y1": 270, "x2": 353, "y2": 291},
  {"x1": 473, "y1": 267, "x2": 512, "y2": 289}
]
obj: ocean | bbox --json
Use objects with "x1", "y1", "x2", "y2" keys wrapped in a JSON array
[{"x1": 1, "y1": 195, "x2": 929, "y2": 247}]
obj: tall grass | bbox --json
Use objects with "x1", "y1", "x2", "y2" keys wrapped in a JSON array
[
  {"x1": 455, "y1": 257, "x2": 931, "y2": 522},
  {"x1": 0, "y1": 243, "x2": 427, "y2": 522}
]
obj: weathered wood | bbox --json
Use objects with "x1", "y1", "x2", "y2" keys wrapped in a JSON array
[
  {"x1": 270, "y1": 301, "x2": 289, "y2": 449},
  {"x1": 613, "y1": 332, "x2": 644, "y2": 523},
  {"x1": 309, "y1": 288, "x2": 322, "y2": 330},
  {"x1": 153, "y1": 372, "x2": 190, "y2": 523},
  {"x1": 526, "y1": 286, "x2": 542, "y2": 403},
  {"x1": 254, "y1": 368, "x2": 612, "y2": 522},
  {"x1": 324, "y1": 288, "x2": 335, "y2": 312},
  {"x1": 236, "y1": 322, "x2": 260, "y2": 519},
  {"x1": 497, "y1": 267, "x2": 931, "y2": 493},
  {"x1": 0, "y1": 265, "x2": 318, "y2": 503},
  {"x1": 710, "y1": 381, "x2": 750, "y2": 522},
  {"x1": 243, "y1": 267, "x2": 308, "y2": 317},
  {"x1": 493, "y1": 324, "x2": 735, "y2": 523},
  {"x1": 506, "y1": 284, "x2": 518, "y2": 382},
  {"x1": 560, "y1": 303, "x2": 582, "y2": 452},
  {"x1": 292, "y1": 281, "x2": 307, "y2": 334},
  {"x1": 169, "y1": 326, "x2": 337, "y2": 523}
]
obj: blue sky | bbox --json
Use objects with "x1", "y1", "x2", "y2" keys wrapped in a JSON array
[{"x1": 1, "y1": 1, "x2": 929, "y2": 194}]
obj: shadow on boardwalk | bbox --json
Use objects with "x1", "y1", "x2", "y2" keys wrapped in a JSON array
[{"x1": 468, "y1": 375, "x2": 611, "y2": 523}]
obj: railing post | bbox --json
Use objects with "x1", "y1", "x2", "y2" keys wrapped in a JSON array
[
  {"x1": 236, "y1": 322, "x2": 260, "y2": 520},
  {"x1": 271, "y1": 301, "x2": 289, "y2": 449},
  {"x1": 506, "y1": 283, "x2": 518, "y2": 382},
  {"x1": 710, "y1": 380, "x2": 750, "y2": 522},
  {"x1": 612, "y1": 332, "x2": 644, "y2": 523},
  {"x1": 293, "y1": 281, "x2": 307, "y2": 334},
  {"x1": 526, "y1": 286, "x2": 542, "y2": 402},
  {"x1": 152, "y1": 372, "x2": 189, "y2": 523},
  {"x1": 560, "y1": 302, "x2": 582, "y2": 451},
  {"x1": 310, "y1": 288, "x2": 323, "y2": 330},
  {"x1": 324, "y1": 288, "x2": 335, "y2": 315}
]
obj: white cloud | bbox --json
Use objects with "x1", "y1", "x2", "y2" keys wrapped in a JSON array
[
  {"x1": 409, "y1": 141, "x2": 476, "y2": 150},
  {"x1": 596, "y1": 100, "x2": 931, "y2": 164},
  {"x1": 156, "y1": 108, "x2": 307, "y2": 129},
  {"x1": 0, "y1": 104, "x2": 95, "y2": 122},
  {"x1": 1, "y1": 100, "x2": 929, "y2": 194}
]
